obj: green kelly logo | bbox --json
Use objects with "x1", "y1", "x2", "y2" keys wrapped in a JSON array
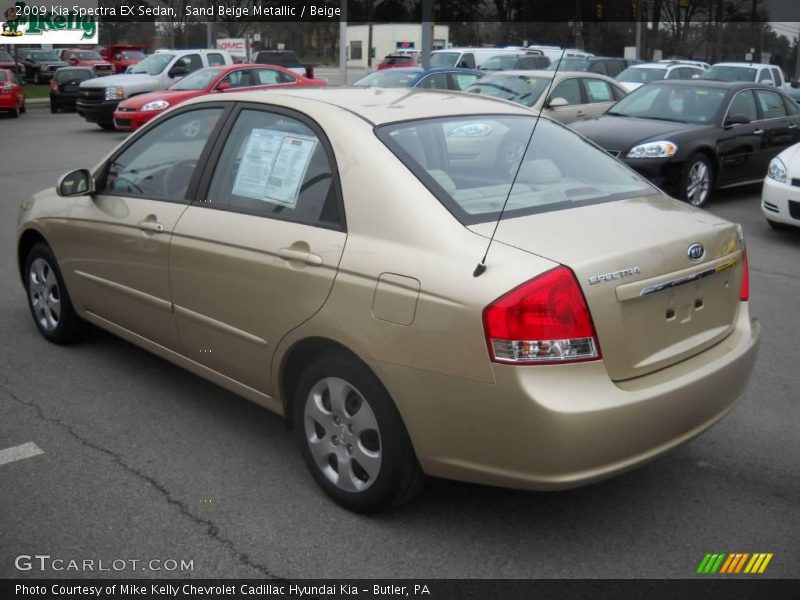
[{"x1": 2, "y1": 2, "x2": 96, "y2": 40}]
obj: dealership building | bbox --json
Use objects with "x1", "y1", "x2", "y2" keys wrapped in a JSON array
[{"x1": 345, "y1": 23, "x2": 449, "y2": 67}]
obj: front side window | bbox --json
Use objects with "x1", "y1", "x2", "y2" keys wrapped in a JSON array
[
  {"x1": 100, "y1": 108, "x2": 222, "y2": 201},
  {"x1": 175, "y1": 54, "x2": 203, "y2": 74},
  {"x1": 205, "y1": 110, "x2": 341, "y2": 228},
  {"x1": 417, "y1": 73, "x2": 449, "y2": 89},
  {"x1": 756, "y1": 89, "x2": 788, "y2": 118},
  {"x1": 130, "y1": 54, "x2": 174, "y2": 75},
  {"x1": 458, "y1": 53, "x2": 476, "y2": 69},
  {"x1": 728, "y1": 90, "x2": 758, "y2": 122},
  {"x1": 451, "y1": 72, "x2": 480, "y2": 90},
  {"x1": 550, "y1": 78, "x2": 581, "y2": 105},
  {"x1": 377, "y1": 116, "x2": 654, "y2": 225},
  {"x1": 207, "y1": 53, "x2": 226, "y2": 66}
]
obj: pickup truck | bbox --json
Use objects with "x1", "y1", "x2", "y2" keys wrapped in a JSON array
[
  {"x1": 253, "y1": 50, "x2": 314, "y2": 79},
  {"x1": 701, "y1": 62, "x2": 791, "y2": 92},
  {"x1": 59, "y1": 49, "x2": 114, "y2": 77},
  {"x1": 77, "y1": 49, "x2": 233, "y2": 130},
  {"x1": 100, "y1": 44, "x2": 148, "y2": 74},
  {"x1": 17, "y1": 49, "x2": 68, "y2": 84}
]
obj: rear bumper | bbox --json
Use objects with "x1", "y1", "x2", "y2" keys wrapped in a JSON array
[
  {"x1": 51, "y1": 92, "x2": 79, "y2": 107},
  {"x1": 76, "y1": 99, "x2": 118, "y2": 123},
  {"x1": 371, "y1": 304, "x2": 760, "y2": 490},
  {"x1": 0, "y1": 94, "x2": 19, "y2": 109},
  {"x1": 113, "y1": 109, "x2": 156, "y2": 131},
  {"x1": 761, "y1": 175, "x2": 800, "y2": 227}
]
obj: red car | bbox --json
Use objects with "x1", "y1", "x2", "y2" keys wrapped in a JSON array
[
  {"x1": 377, "y1": 53, "x2": 418, "y2": 70},
  {"x1": 60, "y1": 49, "x2": 114, "y2": 76},
  {"x1": 0, "y1": 68, "x2": 25, "y2": 117},
  {"x1": 0, "y1": 49, "x2": 18, "y2": 73},
  {"x1": 100, "y1": 44, "x2": 147, "y2": 74},
  {"x1": 113, "y1": 64, "x2": 326, "y2": 132}
]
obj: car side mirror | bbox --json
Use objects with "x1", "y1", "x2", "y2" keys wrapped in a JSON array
[
  {"x1": 215, "y1": 81, "x2": 232, "y2": 92},
  {"x1": 57, "y1": 169, "x2": 94, "y2": 197},
  {"x1": 725, "y1": 114, "x2": 751, "y2": 127},
  {"x1": 547, "y1": 97, "x2": 569, "y2": 108},
  {"x1": 169, "y1": 66, "x2": 189, "y2": 79}
]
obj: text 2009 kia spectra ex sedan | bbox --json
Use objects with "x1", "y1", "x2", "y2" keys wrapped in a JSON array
[{"x1": 17, "y1": 88, "x2": 760, "y2": 512}]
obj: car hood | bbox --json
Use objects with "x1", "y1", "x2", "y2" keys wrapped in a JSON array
[
  {"x1": 80, "y1": 73, "x2": 158, "y2": 89},
  {"x1": 118, "y1": 89, "x2": 201, "y2": 109},
  {"x1": 570, "y1": 115, "x2": 708, "y2": 152}
]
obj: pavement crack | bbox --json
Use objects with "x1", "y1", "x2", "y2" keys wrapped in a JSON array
[{"x1": 0, "y1": 378, "x2": 282, "y2": 580}]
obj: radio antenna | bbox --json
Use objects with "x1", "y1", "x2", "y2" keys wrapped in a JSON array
[{"x1": 473, "y1": 49, "x2": 566, "y2": 277}]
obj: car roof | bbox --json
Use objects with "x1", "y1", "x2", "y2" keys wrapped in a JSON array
[
  {"x1": 712, "y1": 62, "x2": 772, "y2": 68},
  {"x1": 187, "y1": 87, "x2": 532, "y2": 125},
  {"x1": 626, "y1": 63, "x2": 673, "y2": 69},
  {"x1": 649, "y1": 79, "x2": 764, "y2": 90},
  {"x1": 479, "y1": 69, "x2": 612, "y2": 79}
]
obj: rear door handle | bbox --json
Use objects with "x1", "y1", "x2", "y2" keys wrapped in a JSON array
[
  {"x1": 137, "y1": 220, "x2": 165, "y2": 233},
  {"x1": 278, "y1": 248, "x2": 323, "y2": 266},
  {"x1": 753, "y1": 129, "x2": 765, "y2": 135}
]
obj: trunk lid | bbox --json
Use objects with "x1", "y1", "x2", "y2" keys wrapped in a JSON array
[{"x1": 469, "y1": 195, "x2": 746, "y2": 381}]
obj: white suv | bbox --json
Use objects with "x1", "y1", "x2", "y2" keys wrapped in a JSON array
[{"x1": 702, "y1": 62, "x2": 790, "y2": 91}]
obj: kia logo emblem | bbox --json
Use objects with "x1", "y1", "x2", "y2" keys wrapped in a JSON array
[{"x1": 688, "y1": 243, "x2": 705, "y2": 261}]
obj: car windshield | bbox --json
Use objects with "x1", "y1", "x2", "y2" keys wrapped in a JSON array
[
  {"x1": 465, "y1": 74, "x2": 551, "y2": 107},
  {"x1": 78, "y1": 51, "x2": 102, "y2": 60},
  {"x1": 377, "y1": 116, "x2": 654, "y2": 225},
  {"x1": 121, "y1": 51, "x2": 145, "y2": 59},
  {"x1": 170, "y1": 69, "x2": 218, "y2": 90},
  {"x1": 607, "y1": 84, "x2": 726, "y2": 124},
  {"x1": 130, "y1": 54, "x2": 174, "y2": 75},
  {"x1": 482, "y1": 55, "x2": 519, "y2": 70},
  {"x1": 430, "y1": 52, "x2": 459, "y2": 67},
  {"x1": 548, "y1": 58, "x2": 589, "y2": 71},
  {"x1": 353, "y1": 70, "x2": 420, "y2": 87},
  {"x1": 701, "y1": 65, "x2": 757, "y2": 82},
  {"x1": 30, "y1": 51, "x2": 60, "y2": 61},
  {"x1": 0, "y1": 51, "x2": 12, "y2": 61},
  {"x1": 617, "y1": 66, "x2": 668, "y2": 83}
]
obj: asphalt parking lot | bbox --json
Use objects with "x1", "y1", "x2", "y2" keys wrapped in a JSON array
[{"x1": 1, "y1": 107, "x2": 799, "y2": 580}]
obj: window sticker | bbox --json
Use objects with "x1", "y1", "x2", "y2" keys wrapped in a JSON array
[
  {"x1": 231, "y1": 128, "x2": 318, "y2": 207},
  {"x1": 586, "y1": 80, "x2": 611, "y2": 101}
]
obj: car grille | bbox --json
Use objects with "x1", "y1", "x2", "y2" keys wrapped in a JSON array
[
  {"x1": 79, "y1": 88, "x2": 104, "y2": 104},
  {"x1": 789, "y1": 200, "x2": 800, "y2": 220},
  {"x1": 114, "y1": 118, "x2": 131, "y2": 127},
  {"x1": 791, "y1": 178, "x2": 800, "y2": 188}
]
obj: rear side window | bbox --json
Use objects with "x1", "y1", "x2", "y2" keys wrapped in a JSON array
[
  {"x1": 758, "y1": 69, "x2": 772, "y2": 83},
  {"x1": 255, "y1": 69, "x2": 294, "y2": 84},
  {"x1": 376, "y1": 116, "x2": 654, "y2": 225},
  {"x1": 206, "y1": 109, "x2": 342, "y2": 228},
  {"x1": 451, "y1": 72, "x2": 480, "y2": 90},
  {"x1": 207, "y1": 53, "x2": 226, "y2": 66},
  {"x1": 756, "y1": 89, "x2": 788, "y2": 118},
  {"x1": 458, "y1": 53, "x2": 476, "y2": 69},
  {"x1": 771, "y1": 68, "x2": 783, "y2": 86},
  {"x1": 584, "y1": 78, "x2": 614, "y2": 103},
  {"x1": 176, "y1": 54, "x2": 203, "y2": 74}
]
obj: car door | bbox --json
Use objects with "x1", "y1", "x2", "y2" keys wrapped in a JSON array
[
  {"x1": 168, "y1": 105, "x2": 347, "y2": 395},
  {"x1": 543, "y1": 77, "x2": 584, "y2": 123},
  {"x1": 754, "y1": 88, "x2": 796, "y2": 162},
  {"x1": 579, "y1": 77, "x2": 618, "y2": 120},
  {"x1": 62, "y1": 106, "x2": 226, "y2": 351},
  {"x1": 716, "y1": 89, "x2": 764, "y2": 184}
]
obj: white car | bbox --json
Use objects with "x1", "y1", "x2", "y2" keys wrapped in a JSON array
[
  {"x1": 702, "y1": 62, "x2": 791, "y2": 92},
  {"x1": 616, "y1": 62, "x2": 705, "y2": 92},
  {"x1": 762, "y1": 144, "x2": 800, "y2": 230}
]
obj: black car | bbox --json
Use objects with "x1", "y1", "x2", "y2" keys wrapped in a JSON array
[
  {"x1": 50, "y1": 67, "x2": 95, "y2": 113},
  {"x1": 570, "y1": 80, "x2": 800, "y2": 207},
  {"x1": 18, "y1": 49, "x2": 68, "y2": 84}
]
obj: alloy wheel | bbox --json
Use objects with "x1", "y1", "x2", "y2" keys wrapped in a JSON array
[
  {"x1": 28, "y1": 257, "x2": 61, "y2": 332},
  {"x1": 686, "y1": 160, "x2": 711, "y2": 207}
]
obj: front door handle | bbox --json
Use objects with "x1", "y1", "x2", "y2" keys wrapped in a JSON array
[
  {"x1": 278, "y1": 247, "x2": 323, "y2": 266},
  {"x1": 788, "y1": 124, "x2": 798, "y2": 129},
  {"x1": 137, "y1": 220, "x2": 165, "y2": 233},
  {"x1": 753, "y1": 129, "x2": 765, "y2": 135}
]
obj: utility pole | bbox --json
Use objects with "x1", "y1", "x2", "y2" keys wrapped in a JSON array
[
  {"x1": 339, "y1": 0, "x2": 347, "y2": 85},
  {"x1": 421, "y1": 0, "x2": 432, "y2": 69}
]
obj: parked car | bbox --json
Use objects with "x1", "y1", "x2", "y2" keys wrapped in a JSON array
[
  {"x1": 353, "y1": 67, "x2": 483, "y2": 91},
  {"x1": 100, "y1": 44, "x2": 147, "y2": 74},
  {"x1": 658, "y1": 58, "x2": 710, "y2": 70},
  {"x1": 701, "y1": 62, "x2": 790, "y2": 91},
  {"x1": 429, "y1": 47, "x2": 513, "y2": 69},
  {"x1": 113, "y1": 64, "x2": 325, "y2": 132},
  {"x1": 464, "y1": 70, "x2": 627, "y2": 126},
  {"x1": 526, "y1": 45, "x2": 593, "y2": 64},
  {"x1": 49, "y1": 67, "x2": 96, "y2": 113},
  {"x1": 481, "y1": 53, "x2": 551, "y2": 71},
  {"x1": 77, "y1": 49, "x2": 233, "y2": 130},
  {"x1": 17, "y1": 88, "x2": 759, "y2": 512},
  {"x1": 571, "y1": 80, "x2": 800, "y2": 207},
  {"x1": 0, "y1": 68, "x2": 24, "y2": 117},
  {"x1": 548, "y1": 56, "x2": 628, "y2": 77},
  {"x1": 761, "y1": 142, "x2": 800, "y2": 230},
  {"x1": 377, "y1": 54, "x2": 416, "y2": 70},
  {"x1": 59, "y1": 49, "x2": 113, "y2": 77},
  {"x1": 616, "y1": 62, "x2": 706, "y2": 92},
  {"x1": 17, "y1": 49, "x2": 68, "y2": 84},
  {"x1": 0, "y1": 49, "x2": 18, "y2": 73},
  {"x1": 253, "y1": 50, "x2": 314, "y2": 79}
]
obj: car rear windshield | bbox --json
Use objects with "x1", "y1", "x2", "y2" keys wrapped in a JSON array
[
  {"x1": 465, "y1": 74, "x2": 551, "y2": 107},
  {"x1": 376, "y1": 115, "x2": 655, "y2": 225},
  {"x1": 617, "y1": 66, "x2": 667, "y2": 83},
  {"x1": 607, "y1": 84, "x2": 727, "y2": 124},
  {"x1": 255, "y1": 52, "x2": 299, "y2": 66},
  {"x1": 130, "y1": 54, "x2": 174, "y2": 75},
  {"x1": 354, "y1": 70, "x2": 420, "y2": 87},
  {"x1": 701, "y1": 65, "x2": 756, "y2": 82},
  {"x1": 54, "y1": 69, "x2": 93, "y2": 83},
  {"x1": 430, "y1": 52, "x2": 459, "y2": 67}
]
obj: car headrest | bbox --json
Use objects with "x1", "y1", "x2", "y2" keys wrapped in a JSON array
[{"x1": 515, "y1": 159, "x2": 562, "y2": 185}]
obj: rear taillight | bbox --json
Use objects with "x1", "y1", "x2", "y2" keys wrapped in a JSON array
[
  {"x1": 50, "y1": 80, "x2": 58, "y2": 90},
  {"x1": 0, "y1": 84, "x2": 12, "y2": 93},
  {"x1": 483, "y1": 266, "x2": 601, "y2": 364},
  {"x1": 739, "y1": 251, "x2": 749, "y2": 301}
]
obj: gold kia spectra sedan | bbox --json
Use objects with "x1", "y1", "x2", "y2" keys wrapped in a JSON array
[{"x1": 17, "y1": 88, "x2": 760, "y2": 512}]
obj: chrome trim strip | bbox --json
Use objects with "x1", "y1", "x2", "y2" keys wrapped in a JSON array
[
  {"x1": 173, "y1": 304, "x2": 268, "y2": 347},
  {"x1": 639, "y1": 257, "x2": 738, "y2": 297},
  {"x1": 75, "y1": 270, "x2": 172, "y2": 312}
]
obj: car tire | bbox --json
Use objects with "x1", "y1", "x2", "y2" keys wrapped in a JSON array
[
  {"x1": 294, "y1": 352, "x2": 425, "y2": 513},
  {"x1": 98, "y1": 121, "x2": 116, "y2": 130},
  {"x1": 50, "y1": 101, "x2": 58, "y2": 114},
  {"x1": 23, "y1": 242, "x2": 83, "y2": 345},
  {"x1": 10, "y1": 105, "x2": 19, "y2": 118},
  {"x1": 680, "y1": 153, "x2": 714, "y2": 208},
  {"x1": 20, "y1": 101, "x2": 25, "y2": 114}
]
